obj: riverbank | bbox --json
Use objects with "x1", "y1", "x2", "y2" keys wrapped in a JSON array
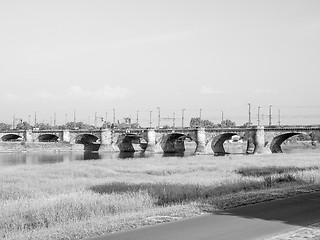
[
  {"x1": 1, "y1": 153, "x2": 320, "y2": 240},
  {"x1": 0, "y1": 142, "x2": 85, "y2": 152}
]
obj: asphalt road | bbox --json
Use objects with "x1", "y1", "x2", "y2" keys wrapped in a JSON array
[{"x1": 87, "y1": 191, "x2": 320, "y2": 240}]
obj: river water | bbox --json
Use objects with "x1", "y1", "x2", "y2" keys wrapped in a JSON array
[{"x1": 0, "y1": 142, "x2": 319, "y2": 168}]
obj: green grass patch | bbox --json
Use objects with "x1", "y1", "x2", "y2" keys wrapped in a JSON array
[
  {"x1": 236, "y1": 166, "x2": 319, "y2": 177},
  {"x1": 90, "y1": 173, "x2": 313, "y2": 206}
]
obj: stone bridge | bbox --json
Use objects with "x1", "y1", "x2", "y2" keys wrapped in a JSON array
[{"x1": 0, "y1": 126, "x2": 319, "y2": 154}]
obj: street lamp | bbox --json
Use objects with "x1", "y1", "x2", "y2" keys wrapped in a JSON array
[
  {"x1": 182, "y1": 108, "x2": 185, "y2": 128},
  {"x1": 221, "y1": 111, "x2": 224, "y2": 123},
  {"x1": 157, "y1": 107, "x2": 160, "y2": 128},
  {"x1": 258, "y1": 106, "x2": 261, "y2": 126},
  {"x1": 269, "y1": 105, "x2": 272, "y2": 126},
  {"x1": 136, "y1": 110, "x2": 139, "y2": 124},
  {"x1": 248, "y1": 103, "x2": 251, "y2": 126},
  {"x1": 149, "y1": 111, "x2": 152, "y2": 128},
  {"x1": 199, "y1": 109, "x2": 202, "y2": 127},
  {"x1": 173, "y1": 112, "x2": 175, "y2": 128},
  {"x1": 95, "y1": 112, "x2": 97, "y2": 128}
]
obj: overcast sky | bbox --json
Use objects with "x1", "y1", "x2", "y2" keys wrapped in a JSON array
[{"x1": 1, "y1": 0, "x2": 320, "y2": 126}]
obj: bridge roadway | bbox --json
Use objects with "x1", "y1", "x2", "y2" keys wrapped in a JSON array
[{"x1": 0, "y1": 126, "x2": 319, "y2": 154}]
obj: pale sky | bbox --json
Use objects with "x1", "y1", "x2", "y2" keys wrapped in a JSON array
[{"x1": 1, "y1": 0, "x2": 320, "y2": 126}]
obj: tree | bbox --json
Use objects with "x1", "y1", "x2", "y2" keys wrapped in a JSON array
[
  {"x1": 241, "y1": 122, "x2": 252, "y2": 128},
  {"x1": 220, "y1": 119, "x2": 236, "y2": 127},
  {"x1": 189, "y1": 118, "x2": 215, "y2": 128},
  {"x1": 34, "y1": 123, "x2": 51, "y2": 130},
  {"x1": 102, "y1": 121, "x2": 112, "y2": 129},
  {"x1": 0, "y1": 122, "x2": 11, "y2": 130},
  {"x1": 16, "y1": 121, "x2": 32, "y2": 130}
]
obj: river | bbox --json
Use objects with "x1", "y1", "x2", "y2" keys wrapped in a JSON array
[{"x1": 0, "y1": 142, "x2": 319, "y2": 168}]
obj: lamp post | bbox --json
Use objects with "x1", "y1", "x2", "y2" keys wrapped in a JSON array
[
  {"x1": 157, "y1": 107, "x2": 160, "y2": 128},
  {"x1": 221, "y1": 111, "x2": 224, "y2": 124},
  {"x1": 199, "y1": 109, "x2": 202, "y2": 127},
  {"x1": 136, "y1": 110, "x2": 139, "y2": 125},
  {"x1": 13, "y1": 115, "x2": 15, "y2": 129},
  {"x1": 257, "y1": 106, "x2": 261, "y2": 126},
  {"x1": 149, "y1": 111, "x2": 152, "y2": 128},
  {"x1": 34, "y1": 111, "x2": 37, "y2": 126},
  {"x1": 173, "y1": 112, "x2": 175, "y2": 128},
  {"x1": 182, "y1": 108, "x2": 185, "y2": 128},
  {"x1": 248, "y1": 103, "x2": 251, "y2": 126},
  {"x1": 95, "y1": 112, "x2": 97, "y2": 128},
  {"x1": 269, "y1": 105, "x2": 272, "y2": 126}
]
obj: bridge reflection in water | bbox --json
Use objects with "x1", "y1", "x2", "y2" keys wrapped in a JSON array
[
  {"x1": 0, "y1": 150, "x2": 192, "y2": 167},
  {"x1": 0, "y1": 141, "x2": 319, "y2": 168}
]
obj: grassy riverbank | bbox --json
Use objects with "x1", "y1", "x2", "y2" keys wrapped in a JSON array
[{"x1": 1, "y1": 153, "x2": 320, "y2": 240}]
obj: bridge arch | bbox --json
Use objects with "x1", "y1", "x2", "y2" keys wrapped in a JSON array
[
  {"x1": 270, "y1": 132, "x2": 310, "y2": 153},
  {"x1": 75, "y1": 134, "x2": 99, "y2": 144},
  {"x1": 160, "y1": 132, "x2": 191, "y2": 153},
  {"x1": 38, "y1": 134, "x2": 59, "y2": 142},
  {"x1": 1, "y1": 134, "x2": 22, "y2": 142},
  {"x1": 211, "y1": 133, "x2": 239, "y2": 156},
  {"x1": 116, "y1": 133, "x2": 143, "y2": 152}
]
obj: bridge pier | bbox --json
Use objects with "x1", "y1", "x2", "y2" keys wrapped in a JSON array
[
  {"x1": 24, "y1": 130, "x2": 33, "y2": 142},
  {"x1": 99, "y1": 129, "x2": 119, "y2": 152},
  {"x1": 194, "y1": 128, "x2": 212, "y2": 155},
  {"x1": 254, "y1": 126, "x2": 271, "y2": 154},
  {"x1": 62, "y1": 130, "x2": 70, "y2": 143},
  {"x1": 144, "y1": 129, "x2": 163, "y2": 153}
]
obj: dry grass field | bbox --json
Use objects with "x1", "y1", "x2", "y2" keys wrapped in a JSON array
[{"x1": 1, "y1": 152, "x2": 320, "y2": 240}]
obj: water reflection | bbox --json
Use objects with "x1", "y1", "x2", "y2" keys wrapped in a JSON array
[
  {"x1": 0, "y1": 144, "x2": 320, "y2": 168},
  {"x1": 83, "y1": 151, "x2": 100, "y2": 160},
  {"x1": 162, "y1": 152, "x2": 186, "y2": 158},
  {"x1": 0, "y1": 149, "x2": 200, "y2": 167}
]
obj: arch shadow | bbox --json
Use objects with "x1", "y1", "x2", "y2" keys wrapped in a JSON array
[
  {"x1": 1, "y1": 134, "x2": 22, "y2": 142},
  {"x1": 212, "y1": 133, "x2": 247, "y2": 156},
  {"x1": 117, "y1": 133, "x2": 144, "y2": 152},
  {"x1": 75, "y1": 134, "x2": 99, "y2": 144},
  {"x1": 160, "y1": 133, "x2": 191, "y2": 153},
  {"x1": 38, "y1": 134, "x2": 59, "y2": 142},
  {"x1": 270, "y1": 133, "x2": 309, "y2": 153}
]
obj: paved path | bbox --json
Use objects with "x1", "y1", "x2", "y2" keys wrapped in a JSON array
[{"x1": 87, "y1": 191, "x2": 320, "y2": 240}]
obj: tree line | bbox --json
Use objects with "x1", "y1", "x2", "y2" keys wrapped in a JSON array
[{"x1": 0, "y1": 117, "x2": 239, "y2": 131}]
